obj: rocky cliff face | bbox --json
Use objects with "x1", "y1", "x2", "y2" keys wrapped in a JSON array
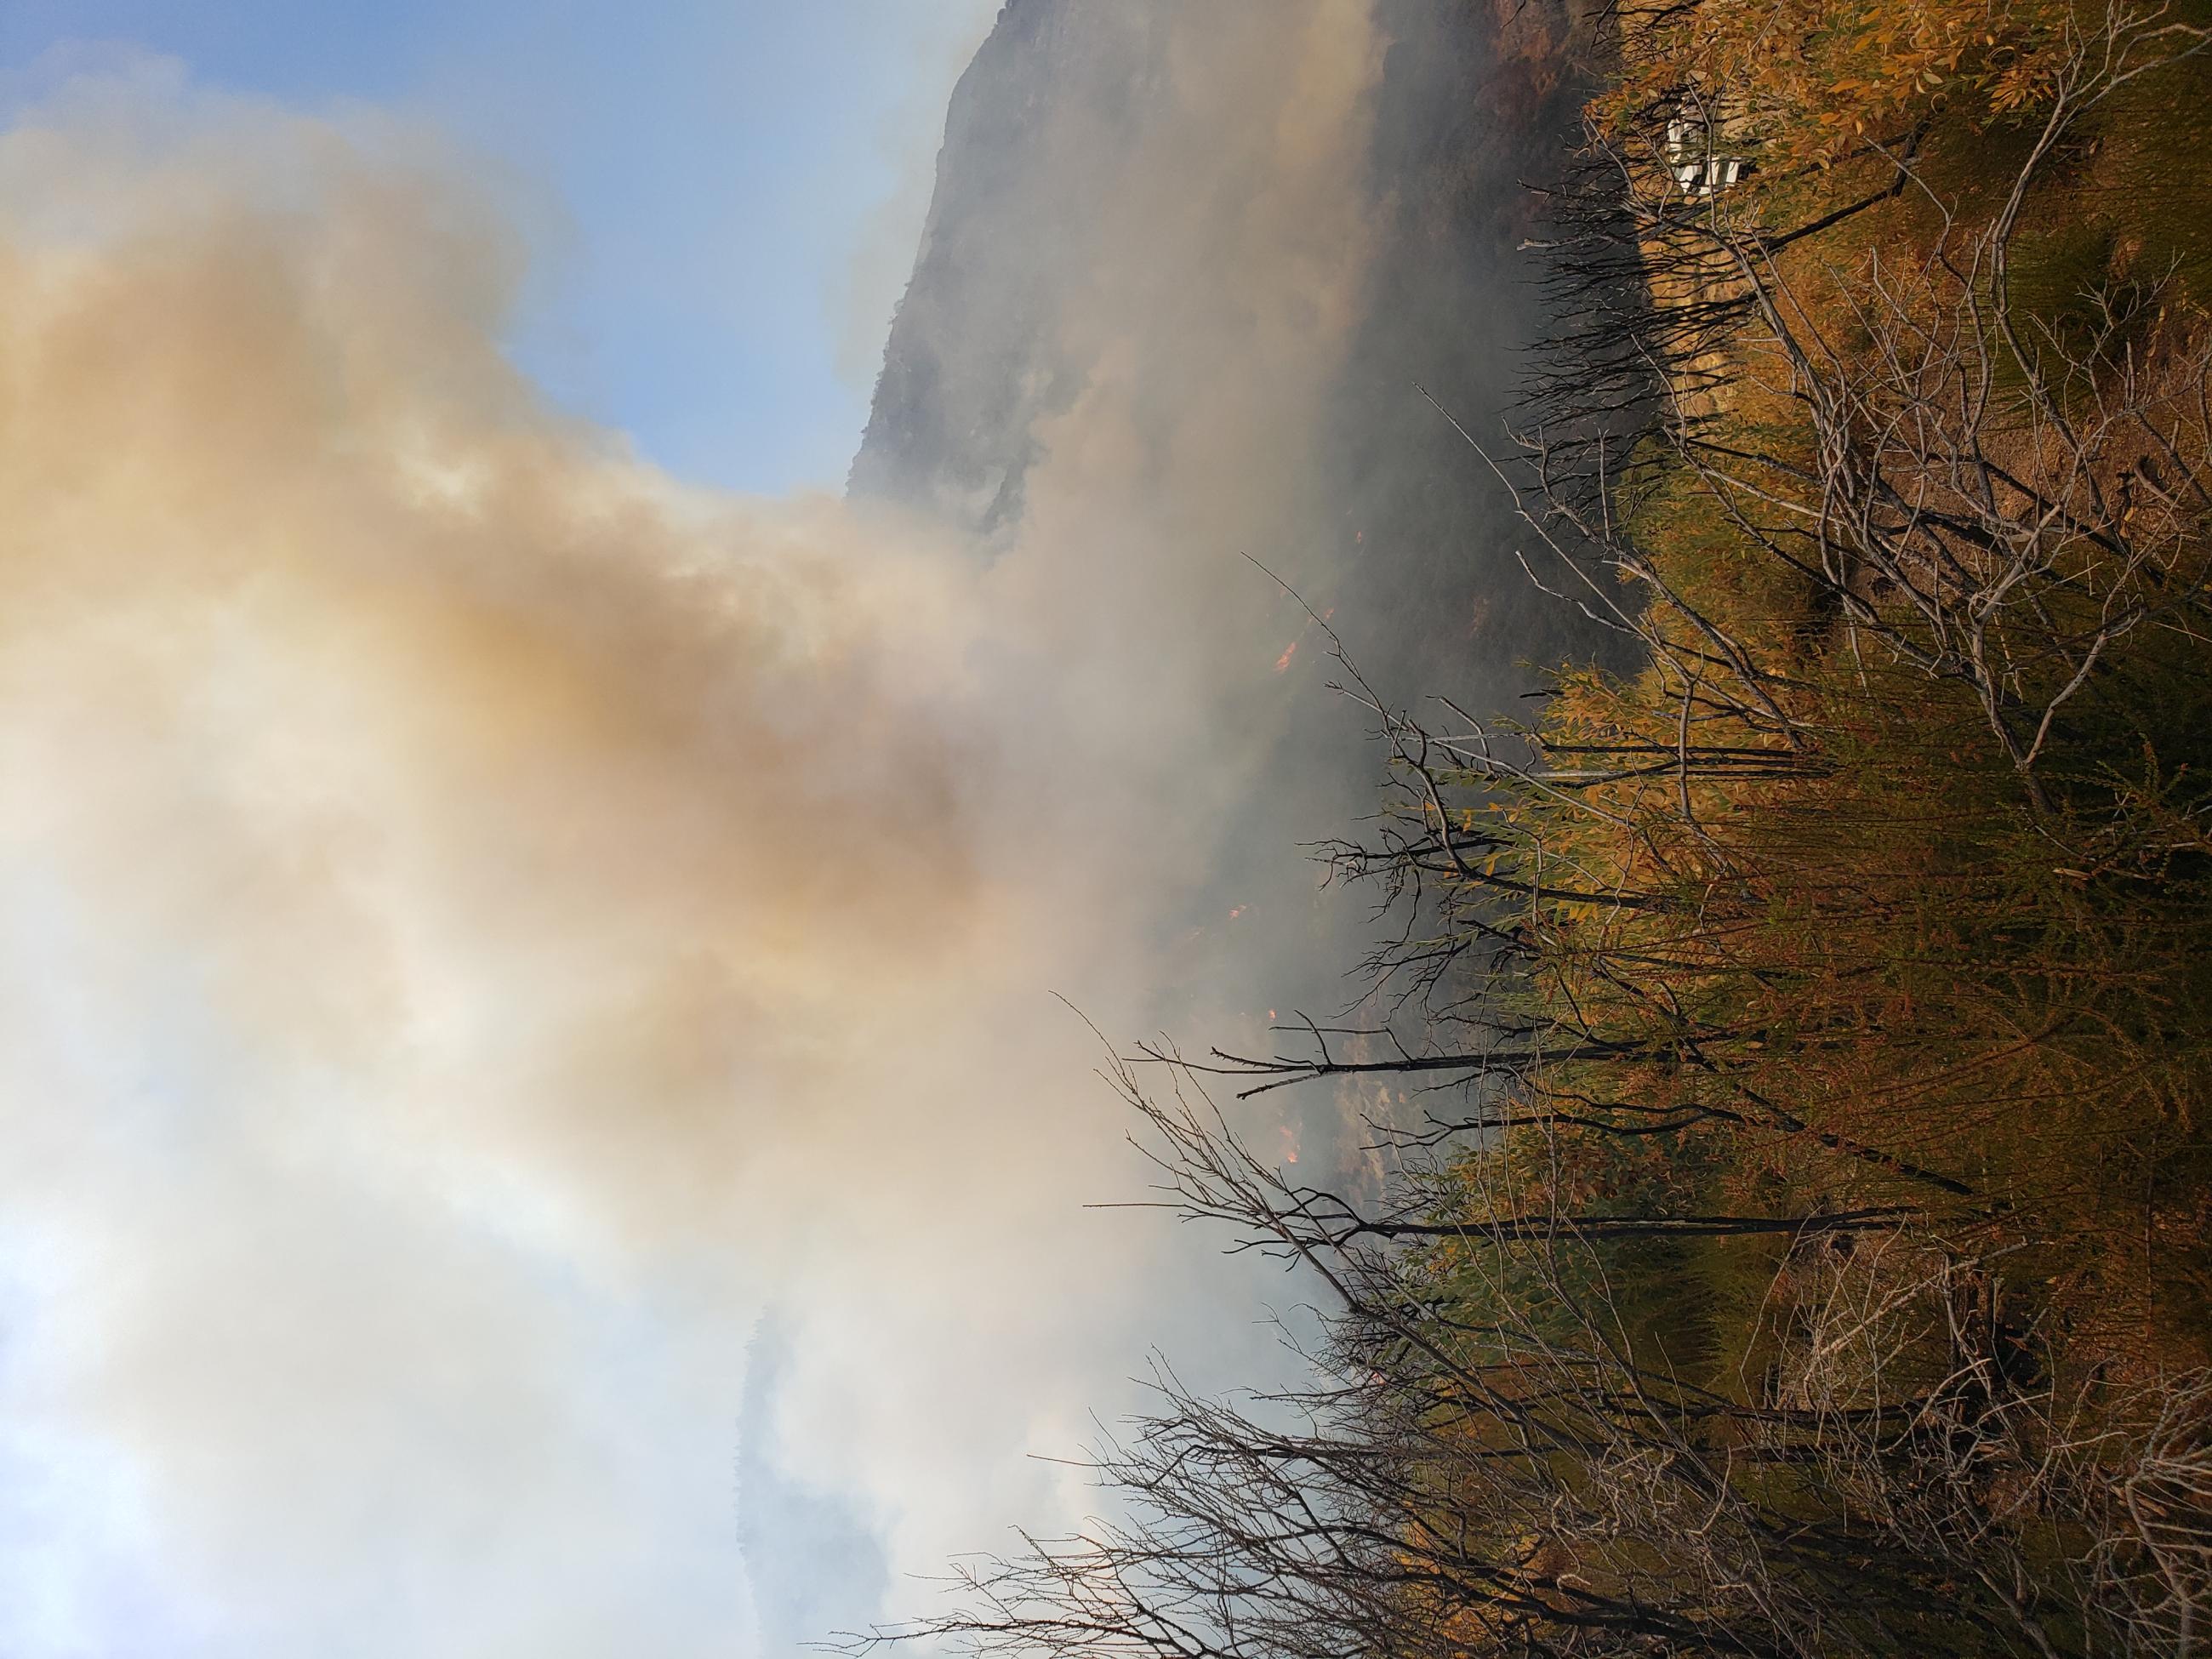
[
  {"x1": 852, "y1": 0, "x2": 1597, "y2": 695},
  {"x1": 847, "y1": 4, "x2": 1168, "y2": 535}
]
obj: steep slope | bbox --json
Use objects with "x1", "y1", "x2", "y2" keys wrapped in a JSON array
[
  {"x1": 852, "y1": 0, "x2": 1599, "y2": 682},
  {"x1": 847, "y1": 5, "x2": 1166, "y2": 537}
]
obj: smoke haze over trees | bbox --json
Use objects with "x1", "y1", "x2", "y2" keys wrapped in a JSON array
[{"x1": 0, "y1": 4, "x2": 1628, "y2": 1654}]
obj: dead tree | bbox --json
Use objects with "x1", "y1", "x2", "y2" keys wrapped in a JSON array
[{"x1": 844, "y1": 1060, "x2": 2212, "y2": 1659}]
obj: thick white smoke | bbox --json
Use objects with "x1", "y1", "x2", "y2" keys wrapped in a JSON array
[{"x1": 0, "y1": 9, "x2": 1387, "y2": 1656}]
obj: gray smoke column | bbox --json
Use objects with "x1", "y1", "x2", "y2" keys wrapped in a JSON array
[{"x1": 0, "y1": 4, "x2": 1593, "y2": 1654}]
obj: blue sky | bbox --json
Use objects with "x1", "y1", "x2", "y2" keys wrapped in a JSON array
[{"x1": 0, "y1": 0, "x2": 998, "y2": 493}]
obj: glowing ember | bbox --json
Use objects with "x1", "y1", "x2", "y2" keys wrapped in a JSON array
[{"x1": 1274, "y1": 641, "x2": 1297, "y2": 671}]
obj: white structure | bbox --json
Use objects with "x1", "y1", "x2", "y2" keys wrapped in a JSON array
[{"x1": 1668, "y1": 115, "x2": 1744, "y2": 197}]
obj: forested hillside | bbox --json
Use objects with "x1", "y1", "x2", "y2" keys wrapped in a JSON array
[{"x1": 863, "y1": 3, "x2": 2212, "y2": 1654}]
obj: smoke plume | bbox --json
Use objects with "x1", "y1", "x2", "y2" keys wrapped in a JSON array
[{"x1": 0, "y1": 10, "x2": 1401, "y2": 1656}]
